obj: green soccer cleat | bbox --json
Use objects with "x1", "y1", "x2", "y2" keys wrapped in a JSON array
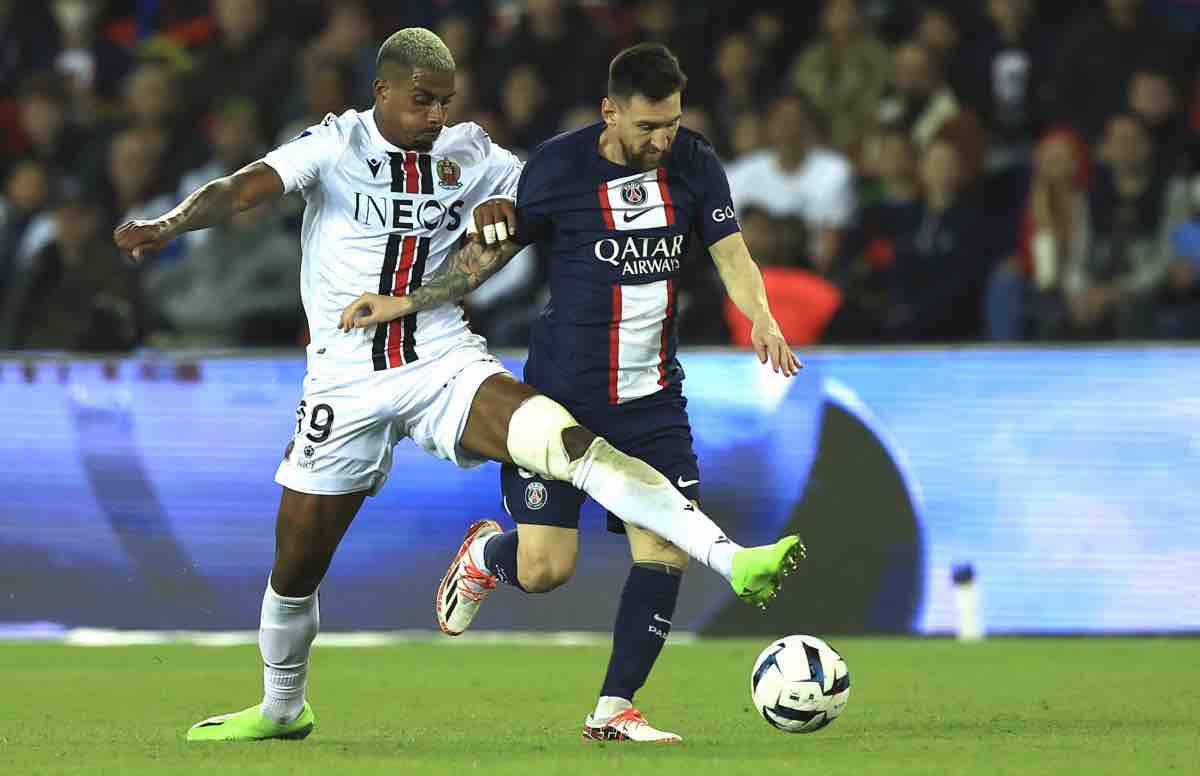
[
  {"x1": 730, "y1": 535, "x2": 806, "y2": 609},
  {"x1": 186, "y1": 702, "x2": 315, "y2": 742}
]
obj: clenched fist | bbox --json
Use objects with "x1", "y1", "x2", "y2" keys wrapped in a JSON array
[
  {"x1": 113, "y1": 220, "x2": 175, "y2": 265},
  {"x1": 470, "y1": 197, "x2": 517, "y2": 245}
]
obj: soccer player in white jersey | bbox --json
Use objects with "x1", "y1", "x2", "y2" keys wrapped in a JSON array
[
  {"x1": 115, "y1": 29, "x2": 802, "y2": 743},
  {"x1": 341, "y1": 42, "x2": 806, "y2": 744}
]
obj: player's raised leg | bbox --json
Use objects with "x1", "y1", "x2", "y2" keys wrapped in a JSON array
[
  {"x1": 437, "y1": 519, "x2": 579, "y2": 635},
  {"x1": 457, "y1": 375, "x2": 804, "y2": 608},
  {"x1": 187, "y1": 488, "x2": 365, "y2": 741},
  {"x1": 583, "y1": 525, "x2": 685, "y2": 742},
  {"x1": 436, "y1": 518, "x2": 503, "y2": 635},
  {"x1": 440, "y1": 421, "x2": 593, "y2": 635}
]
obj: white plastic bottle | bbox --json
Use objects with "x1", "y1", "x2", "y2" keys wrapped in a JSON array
[{"x1": 951, "y1": 564, "x2": 984, "y2": 642}]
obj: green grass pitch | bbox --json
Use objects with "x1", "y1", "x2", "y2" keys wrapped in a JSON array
[{"x1": 1, "y1": 638, "x2": 1196, "y2": 775}]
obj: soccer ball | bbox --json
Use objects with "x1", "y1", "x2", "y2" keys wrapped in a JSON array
[{"x1": 750, "y1": 634, "x2": 850, "y2": 733}]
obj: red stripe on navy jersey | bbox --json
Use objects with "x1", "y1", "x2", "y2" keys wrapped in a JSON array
[
  {"x1": 656, "y1": 167, "x2": 675, "y2": 225},
  {"x1": 598, "y1": 181, "x2": 616, "y2": 230},
  {"x1": 386, "y1": 236, "x2": 419, "y2": 367},
  {"x1": 608, "y1": 284, "x2": 622, "y2": 404},
  {"x1": 657, "y1": 278, "x2": 675, "y2": 387},
  {"x1": 404, "y1": 152, "x2": 420, "y2": 194}
]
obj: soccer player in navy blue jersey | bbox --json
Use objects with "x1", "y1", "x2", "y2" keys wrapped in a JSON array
[{"x1": 342, "y1": 42, "x2": 802, "y2": 742}]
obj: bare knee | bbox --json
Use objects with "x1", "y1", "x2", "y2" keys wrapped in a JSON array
[
  {"x1": 518, "y1": 547, "x2": 577, "y2": 592},
  {"x1": 629, "y1": 527, "x2": 690, "y2": 572},
  {"x1": 271, "y1": 490, "x2": 361, "y2": 597},
  {"x1": 636, "y1": 544, "x2": 689, "y2": 573}
]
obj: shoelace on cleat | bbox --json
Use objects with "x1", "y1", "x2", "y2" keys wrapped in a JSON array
[
  {"x1": 457, "y1": 558, "x2": 497, "y2": 602},
  {"x1": 608, "y1": 708, "x2": 649, "y2": 731}
]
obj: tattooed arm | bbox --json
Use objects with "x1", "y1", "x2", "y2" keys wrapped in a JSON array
[
  {"x1": 338, "y1": 237, "x2": 524, "y2": 331},
  {"x1": 114, "y1": 162, "x2": 284, "y2": 262}
]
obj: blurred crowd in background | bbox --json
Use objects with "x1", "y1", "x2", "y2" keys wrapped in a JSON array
[{"x1": 4, "y1": 0, "x2": 1200, "y2": 352}]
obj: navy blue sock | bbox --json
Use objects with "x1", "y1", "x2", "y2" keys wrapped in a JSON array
[
  {"x1": 599, "y1": 563, "x2": 682, "y2": 701},
  {"x1": 483, "y1": 529, "x2": 525, "y2": 591}
]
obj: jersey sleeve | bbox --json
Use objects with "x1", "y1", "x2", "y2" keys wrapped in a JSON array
[
  {"x1": 262, "y1": 113, "x2": 342, "y2": 195},
  {"x1": 692, "y1": 142, "x2": 742, "y2": 247},
  {"x1": 482, "y1": 133, "x2": 523, "y2": 200},
  {"x1": 514, "y1": 153, "x2": 554, "y2": 246}
]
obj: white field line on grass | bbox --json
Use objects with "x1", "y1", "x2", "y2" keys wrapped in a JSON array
[{"x1": 51, "y1": 629, "x2": 699, "y2": 647}]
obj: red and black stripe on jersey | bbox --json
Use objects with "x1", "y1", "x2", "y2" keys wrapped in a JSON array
[
  {"x1": 371, "y1": 235, "x2": 430, "y2": 370},
  {"x1": 388, "y1": 150, "x2": 434, "y2": 195},
  {"x1": 371, "y1": 150, "x2": 433, "y2": 370}
]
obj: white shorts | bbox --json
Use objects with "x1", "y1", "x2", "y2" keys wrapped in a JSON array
[{"x1": 275, "y1": 334, "x2": 511, "y2": 496}]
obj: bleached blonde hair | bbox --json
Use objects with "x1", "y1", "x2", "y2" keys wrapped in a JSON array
[{"x1": 376, "y1": 27, "x2": 455, "y2": 74}]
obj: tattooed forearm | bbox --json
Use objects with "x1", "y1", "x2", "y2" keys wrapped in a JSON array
[
  {"x1": 400, "y1": 239, "x2": 521, "y2": 316},
  {"x1": 159, "y1": 177, "x2": 239, "y2": 237},
  {"x1": 160, "y1": 162, "x2": 279, "y2": 237}
]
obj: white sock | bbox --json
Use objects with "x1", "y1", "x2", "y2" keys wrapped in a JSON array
[
  {"x1": 571, "y1": 438, "x2": 743, "y2": 580},
  {"x1": 467, "y1": 534, "x2": 492, "y2": 573},
  {"x1": 259, "y1": 578, "x2": 319, "y2": 724},
  {"x1": 706, "y1": 537, "x2": 738, "y2": 578},
  {"x1": 593, "y1": 695, "x2": 632, "y2": 721}
]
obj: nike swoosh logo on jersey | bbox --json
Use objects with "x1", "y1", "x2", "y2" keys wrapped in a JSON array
[
  {"x1": 677, "y1": 476, "x2": 699, "y2": 488},
  {"x1": 622, "y1": 208, "x2": 654, "y2": 223},
  {"x1": 652, "y1": 613, "x2": 672, "y2": 626}
]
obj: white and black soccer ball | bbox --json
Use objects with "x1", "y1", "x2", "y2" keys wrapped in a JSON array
[{"x1": 750, "y1": 634, "x2": 850, "y2": 733}]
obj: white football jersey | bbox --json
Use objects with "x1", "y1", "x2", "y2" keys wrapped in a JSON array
[{"x1": 262, "y1": 108, "x2": 522, "y2": 376}]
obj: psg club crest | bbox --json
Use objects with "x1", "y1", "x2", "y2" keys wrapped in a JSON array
[
  {"x1": 525, "y1": 481, "x2": 548, "y2": 510},
  {"x1": 436, "y1": 158, "x2": 463, "y2": 189},
  {"x1": 621, "y1": 180, "x2": 648, "y2": 206}
]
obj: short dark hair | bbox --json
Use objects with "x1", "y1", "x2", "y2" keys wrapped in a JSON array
[{"x1": 608, "y1": 43, "x2": 687, "y2": 102}]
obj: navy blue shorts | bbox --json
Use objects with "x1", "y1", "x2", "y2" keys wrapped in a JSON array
[{"x1": 500, "y1": 391, "x2": 700, "y2": 533}]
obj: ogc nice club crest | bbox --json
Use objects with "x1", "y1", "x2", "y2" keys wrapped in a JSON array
[{"x1": 436, "y1": 158, "x2": 462, "y2": 189}]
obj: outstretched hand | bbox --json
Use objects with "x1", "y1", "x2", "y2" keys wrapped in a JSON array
[
  {"x1": 750, "y1": 316, "x2": 802, "y2": 376},
  {"x1": 113, "y1": 219, "x2": 174, "y2": 265}
]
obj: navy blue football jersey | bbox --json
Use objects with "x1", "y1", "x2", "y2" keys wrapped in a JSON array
[{"x1": 515, "y1": 122, "x2": 740, "y2": 408}]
